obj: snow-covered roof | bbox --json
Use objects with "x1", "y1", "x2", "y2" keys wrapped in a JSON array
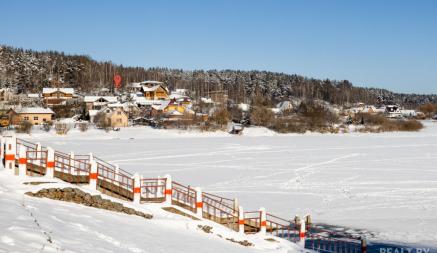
[
  {"x1": 42, "y1": 88, "x2": 75, "y2": 95},
  {"x1": 171, "y1": 89, "x2": 188, "y2": 96},
  {"x1": 27, "y1": 93, "x2": 40, "y2": 98},
  {"x1": 107, "y1": 102, "x2": 124, "y2": 108},
  {"x1": 128, "y1": 82, "x2": 142, "y2": 88},
  {"x1": 238, "y1": 103, "x2": 250, "y2": 112},
  {"x1": 166, "y1": 110, "x2": 183, "y2": 116},
  {"x1": 16, "y1": 107, "x2": 54, "y2": 114},
  {"x1": 132, "y1": 95, "x2": 170, "y2": 106},
  {"x1": 84, "y1": 96, "x2": 118, "y2": 103},
  {"x1": 201, "y1": 97, "x2": 213, "y2": 104},
  {"x1": 141, "y1": 85, "x2": 164, "y2": 92},
  {"x1": 169, "y1": 93, "x2": 184, "y2": 99},
  {"x1": 151, "y1": 100, "x2": 171, "y2": 111},
  {"x1": 139, "y1": 80, "x2": 164, "y2": 85}
]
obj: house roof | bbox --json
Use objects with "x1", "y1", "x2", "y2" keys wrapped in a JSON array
[
  {"x1": 42, "y1": 88, "x2": 75, "y2": 95},
  {"x1": 16, "y1": 107, "x2": 54, "y2": 114},
  {"x1": 166, "y1": 110, "x2": 183, "y2": 116},
  {"x1": 201, "y1": 97, "x2": 213, "y2": 104},
  {"x1": 169, "y1": 93, "x2": 184, "y2": 99},
  {"x1": 27, "y1": 93, "x2": 40, "y2": 98},
  {"x1": 139, "y1": 80, "x2": 164, "y2": 85},
  {"x1": 151, "y1": 100, "x2": 171, "y2": 111},
  {"x1": 97, "y1": 106, "x2": 126, "y2": 116},
  {"x1": 128, "y1": 82, "x2": 142, "y2": 88},
  {"x1": 141, "y1": 85, "x2": 167, "y2": 92},
  {"x1": 84, "y1": 96, "x2": 118, "y2": 103},
  {"x1": 107, "y1": 102, "x2": 124, "y2": 108}
]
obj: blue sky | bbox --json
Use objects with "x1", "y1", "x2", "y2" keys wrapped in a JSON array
[{"x1": 0, "y1": 0, "x2": 436, "y2": 94}]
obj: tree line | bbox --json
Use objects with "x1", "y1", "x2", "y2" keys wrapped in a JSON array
[{"x1": 1, "y1": 45, "x2": 436, "y2": 107}]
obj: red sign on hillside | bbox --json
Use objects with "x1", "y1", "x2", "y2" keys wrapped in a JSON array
[{"x1": 113, "y1": 74, "x2": 122, "y2": 89}]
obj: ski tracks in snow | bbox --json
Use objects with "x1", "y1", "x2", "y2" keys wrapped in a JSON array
[{"x1": 279, "y1": 153, "x2": 361, "y2": 189}]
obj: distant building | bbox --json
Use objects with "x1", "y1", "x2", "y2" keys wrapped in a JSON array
[
  {"x1": 385, "y1": 105, "x2": 403, "y2": 118},
  {"x1": 27, "y1": 93, "x2": 41, "y2": 99},
  {"x1": 142, "y1": 84, "x2": 169, "y2": 100},
  {"x1": 98, "y1": 107, "x2": 128, "y2": 127},
  {"x1": 401, "y1": 109, "x2": 417, "y2": 118},
  {"x1": 14, "y1": 107, "x2": 55, "y2": 125},
  {"x1": 84, "y1": 96, "x2": 118, "y2": 111},
  {"x1": 42, "y1": 88, "x2": 75, "y2": 106},
  {"x1": 127, "y1": 82, "x2": 143, "y2": 93}
]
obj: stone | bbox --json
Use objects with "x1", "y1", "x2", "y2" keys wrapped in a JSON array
[{"x1": 25, "y1": 188, "x2": 153, "y2": 220}]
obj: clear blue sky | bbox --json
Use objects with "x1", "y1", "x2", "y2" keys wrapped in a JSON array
[{"x1": 1, "y1": 0, "x2": 436, "y2": 94}]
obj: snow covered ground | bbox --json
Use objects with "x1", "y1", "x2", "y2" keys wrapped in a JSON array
[
  {"x1": 0, "y1": 169, "x2": 300, "y2": 253},
  {"x1": 5, "y1": 120, "x2": 437, "y2": 248}
]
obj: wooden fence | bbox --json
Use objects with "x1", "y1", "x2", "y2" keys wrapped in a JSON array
[{"x1": 4, "y1": 137, "x2": 366, "y2": 253}]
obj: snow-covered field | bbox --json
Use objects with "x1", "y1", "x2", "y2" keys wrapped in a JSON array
[
  {"x1": 0, "y1": 169, "x2": 300, "y2": 253},
  {"x1": 4, "y1": 121, "x2": 437, "y2": 248}
]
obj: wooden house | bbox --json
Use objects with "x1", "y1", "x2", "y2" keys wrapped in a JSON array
[{"x1": 42, "y1": 88, "x2": 75, "y2": 106}]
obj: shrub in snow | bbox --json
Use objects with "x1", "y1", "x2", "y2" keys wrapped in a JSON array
[{"x1": 16, "y1": 120, "x2": 32, "y2": 134}]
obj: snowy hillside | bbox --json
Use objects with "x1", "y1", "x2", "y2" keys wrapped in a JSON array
[
  {"x1": 2, "y1": 45, "x2": 437, "y2": 106},
  {"x1": 0, "y1": 169, "x2": 301, "y2": 253}
]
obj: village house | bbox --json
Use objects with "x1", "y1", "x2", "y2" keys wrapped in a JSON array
[
  {"x1": 84, "y1": 96, "x2": 118, "y2": 111},
  {"x1": 42, "y1": 88, "x2": 75, "y2": 106},
  {"x1": 385, "y1": 105, "x2": 403, "y2": 118},
  {"x1": 141, "y1": 83, "x2": 169, "y2": 100},
  {"x1": 108, "y1": 102, "x2": 140, "y2": 118},
  {"x1": 126, "y1": 82, "x2": 143, "y2": 93},
  {"x1": 164, "y1": 100, "x2": 187, "y2": 114},
  {"x1": 14, "y1": 107, "x2": 55, "y2": 125},
  {"x1": 169, "y1": 91, "x2": 192, "y2": 108},
  {"x1": 96, "y1": 107, "x2": 128, "y2": 128}
]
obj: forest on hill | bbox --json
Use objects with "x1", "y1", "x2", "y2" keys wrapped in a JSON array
[{"x1": 1, "y1": 45, "x2": 436, "y2": 108}]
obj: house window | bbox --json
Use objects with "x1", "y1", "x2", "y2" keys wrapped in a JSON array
[
  {"x1": 43, "y1": 118, "x2": 47, "y2": 122},
  {"x1": 117, "y1": 111, "x2": 121, "y2": 115},
  {"x1": 24, "y1": 116, "x2": 29, "y2": 120},
  {"x1": 117, "y1": 118, "x2": 122, "y2": 123},
  {"x1": 34, "y1": 116, "x2": 38, "y2": 120}
]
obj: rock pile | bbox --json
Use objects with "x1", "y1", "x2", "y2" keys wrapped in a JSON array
[{"x1": 26, "y1": 187, "x2": 153, "y2": 219}]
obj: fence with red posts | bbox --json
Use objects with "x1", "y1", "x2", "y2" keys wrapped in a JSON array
[{"x1": 1, "y1": 136, "x2": 366, "y2": 253}]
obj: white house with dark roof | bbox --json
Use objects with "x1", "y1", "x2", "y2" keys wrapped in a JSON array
[{"x1": 84, "y1": 96, "x2": 118, "y2": 110}]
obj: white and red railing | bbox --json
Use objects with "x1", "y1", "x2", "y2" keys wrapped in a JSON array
[{"x1": 1, "y1": 135, "x2": 368, "y2": 253}]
